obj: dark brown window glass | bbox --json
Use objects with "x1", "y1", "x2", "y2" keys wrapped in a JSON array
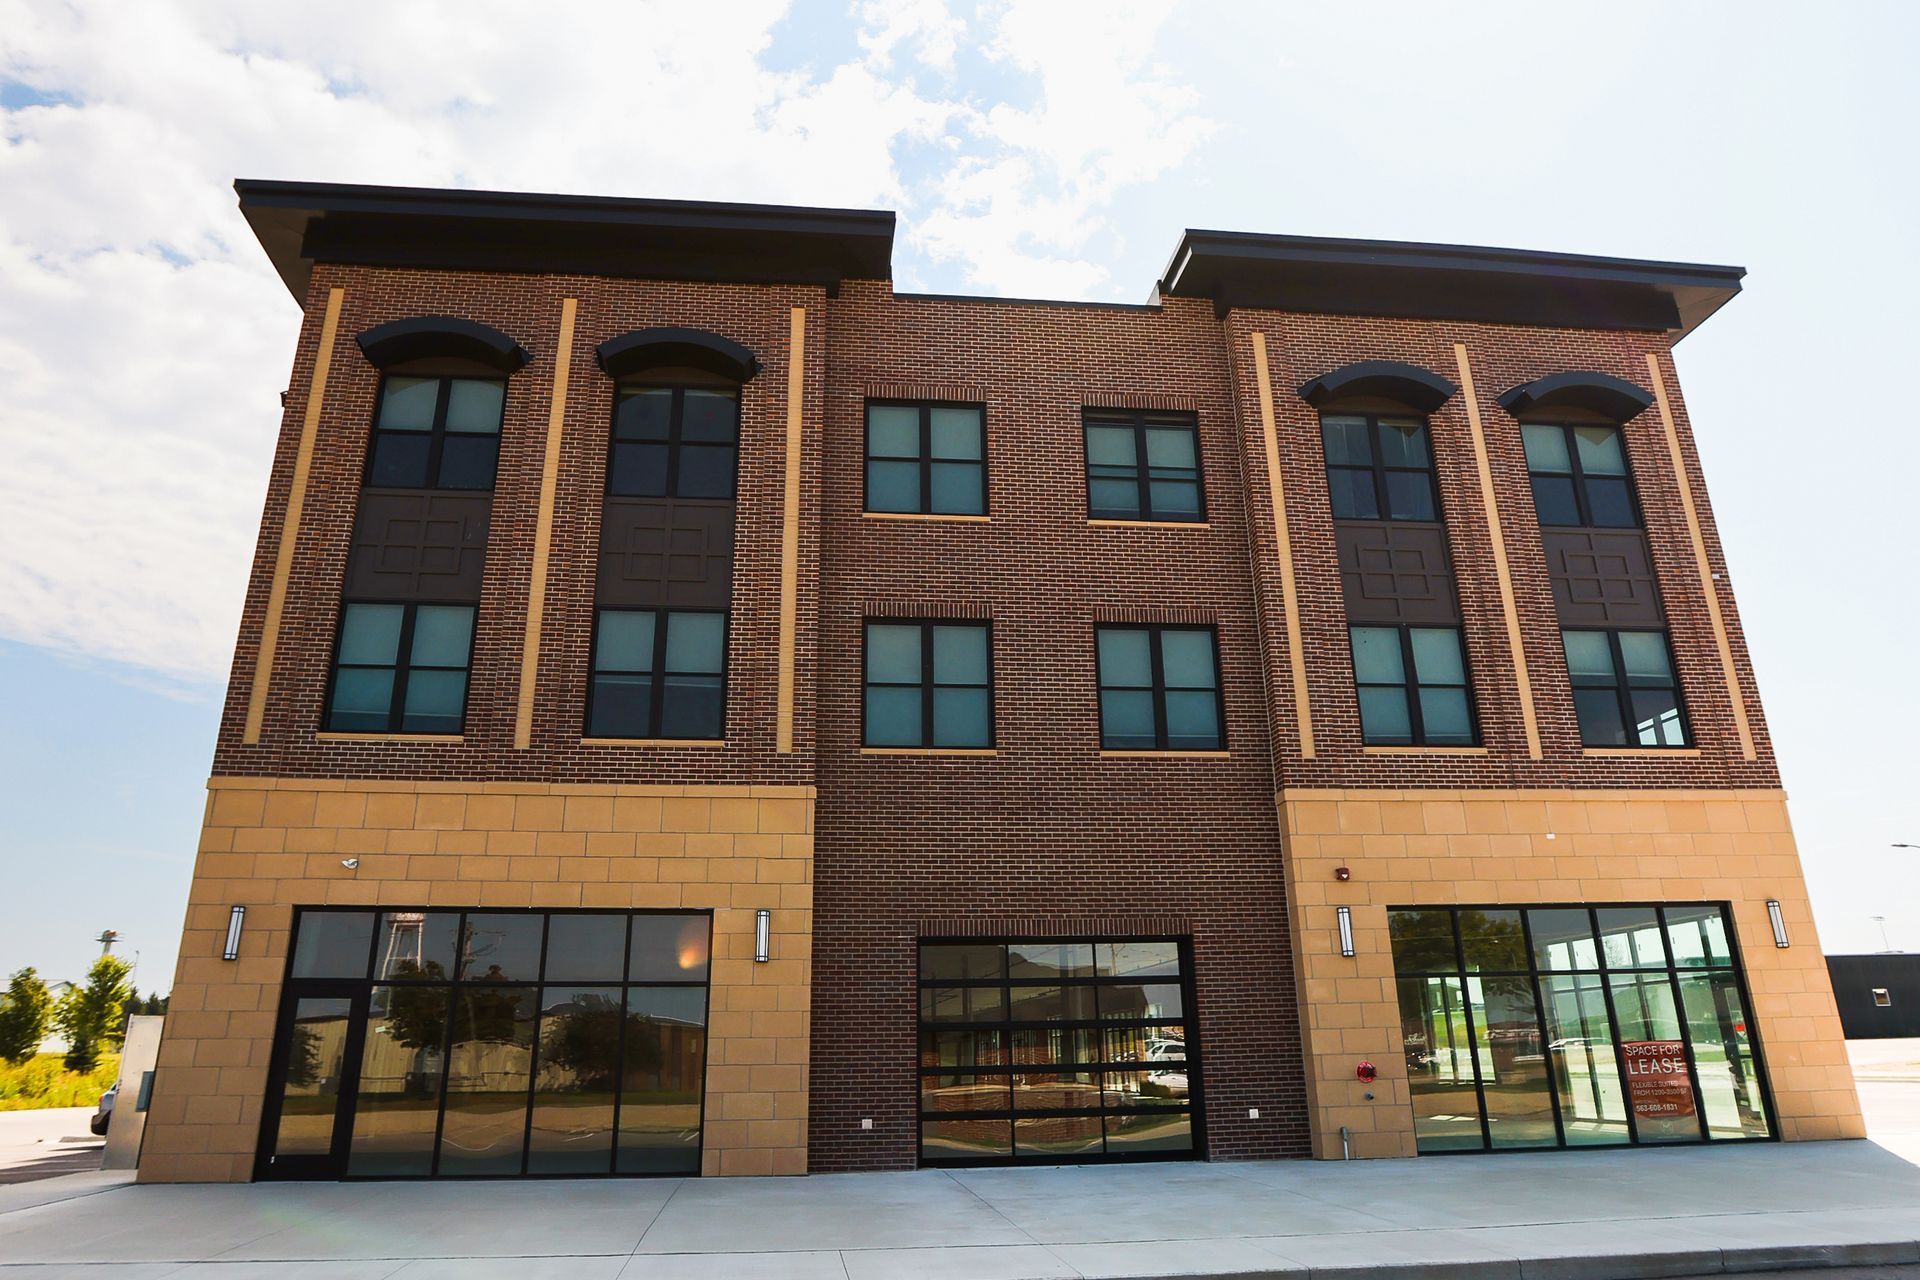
[
  {"x1": 1522, "y1": 423, "x2": 1639, "y2": 529},
  {"x1": 610, "y1": 386, "x2": 739, "y2": 499},
  {"x1": 367, "y1": 375, "x2": 505, "y2": 490},
  {"x1": 1322, "y1": 414, "x2": 1437, "y2": 521},
  {"x1": 1562, "y1": 629, "x2": 1688, "y2": 748}
]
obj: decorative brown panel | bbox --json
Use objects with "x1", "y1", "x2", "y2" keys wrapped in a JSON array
[
  {"x1": 1542, "y1": 528, "x2": 1664, "y2": 626},
  {"x1": 597, "y1": 497, "x2": 735, "y2": 609},
  {"x1": 1335, "y1": 521, "x2": 1461, "y2": 625},
  {"x1": 345, "y1": 490, "x2": 490, "y2": 602}
]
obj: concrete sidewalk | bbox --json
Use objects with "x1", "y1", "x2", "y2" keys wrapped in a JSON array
[
  {"x1": 0, "y1": 1108, "x2": 103, "y2": 1186},
  {"x1": 3, "y1": 1140, "x2": 1920, "y2": 1279}
]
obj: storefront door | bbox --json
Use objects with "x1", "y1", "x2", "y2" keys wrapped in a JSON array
[{"x1": 257, "y1": 908, "x2": 712, "y2": 1180}]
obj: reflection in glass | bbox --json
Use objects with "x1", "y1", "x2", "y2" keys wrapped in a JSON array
[
  {"x1": 1007, "y1": 942, "x2": 1095, "y2": 979},
  {"x1": 1529, "y1": 909, "x2": 1599, "y2": 971},
  {"x1": 922, "y1": 1075, "x2": 1009, "y2": 1114},
  {"x1": 920, "y1": 944, "x2": 1005, "y2": 982},
  {"x1": 1011, "y1": 1027, "x2": 1094, "y2": 1066},
  {"x1": 1389, "y1": 909, "x2": 1457, "y2": 974},
  {"x1": 271, "y1": 998, "x2": 353, "y2": 1158},
  {"x1": 543, "y1": 915, "x2": 627, "y2": 982},
  {"x1": 1539, "y1": 974, "x2": 1629, "y2": 1145},
  {"x1": 1679, "y1": 973, "x2": 1770, "y2": 1139},
  {"x1": 459, "y1": 914, "x2": 543, "y2": 982},
  {"x1": 1597, "y1": 908, "x2": 1667, "y2": 970},
  {"x1": 1099, "y1": 942, "x2": 1179, "y2": 978},
  {"x1": 1664, "y1": 906, "x2": 1733, "y2": 970},
  {"x1": 439, "y1": 986, "x2": 537, "y2": 1174},
  {"x1": 1098, "y1": 983, "x2": 1182, "y2": 1021},
  {"x1": 1008, "y1": 986, "x2": 1098, "y2": 1022},
  {"x1": 527, "y1": 986, "x2": 622, "y2": 1175},
  {"x1": 629, "y1": 913, "x2": 710, "y2": 983},
  {"x1": 1399, "y1": 975, "x2": 1483, "y2": 1152},
  {"x1": 1105, "y1": 1111, "x2": 1191, "y2": 1153},
  {"x1": 1468, "y1": 976, "x2": 1554, "y2": 1148},
  {"x1": 617, "y1": 987, "x2": 708, "y2": 1174},
  {"x1": 921, "y1": 986, "x2": 1006, "y2": 1024},
  {"x1": 292, "y1": 913, "x2": 375, "y2": 979},
  {"x1": 1460, "y1": 910, "x2": 1527, "y2": 972},
  {"x1": 1016, "y1": 1115, "x2": 1103, "y2": 1158},
  {"x1": 921, "y1": 1029, "x2": 1005, "y2": 1068},
  {"x1": 923, "y1": 1118, "x2": 1010, "y2": 1159},
  {"x1": 1103, "y1": 1023, "x2": 1188, "y2": 1067},
  {"x1": 349, "y1": 985, "x2": 448, "y2": 1175},
  {"x1": 1011, "y1": 1072, "x2": 1100, "y2": 1111},
  {"x1": 373, "y1": 912, "x2": 457, "y2": 981},
  {"x1": 1610, "y1": 973, "x2": 1699, "y2": 1143},
  {"x1": 1105, "y1": 1067, "x2": 1190, "y2": 1107}
]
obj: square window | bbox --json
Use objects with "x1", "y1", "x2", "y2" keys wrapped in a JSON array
[
  {"x1": 587, "y1": 610, "x2": 726, "y2": 740},
  {"x1": 1083, "y1": 412, "x2": 1203, "y2": 522},
  {"x1": 864, "y1": 621, "x2": 992, "y2": 749},
  {"x1": 867, "y1": 403, "x2": 986, "y2": 515},
  {"x1": 1096, "y1": 626, "x2": 1222, "y2": 751}
]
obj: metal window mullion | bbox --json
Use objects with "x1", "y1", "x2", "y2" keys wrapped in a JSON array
[
  {"x1": 1399, "y1": 625, "x2": 1427, "y2": 745},
  {"x1": 919, "y1": 406, "x2": 934, "y2": 515},
  {"x1": 1366, "y1": 417, "x2": 1392, "y2": 519},
  {"x1": 1517, "y1": 911, "x2": 1568, "y2": 1149},
  {"x1": 1133, "y1": 415, "x2": 1153, "y2": 519},
  {"x1": 1590, "y1": 906, "x2": 1644, "y2": 1146},
  {"x1": 517, "y1": 915, "x2": 553, "y2": 1175},
  {"x1": 1658, "y1": 941, "x2": 1713, "y2": 1142},
  {"x1": 1448, "y1": 909, "x2": 1493, "y2": 1151},
  {"x1": 1148, "y1": 627, "x2": 1170, "y2": 750},
  {"x1": 664, "y1": 388, "x2": 685, "y2": 499},
  {"x1": 387, "y1": 604, "x2": 418, "y2": 731},
  {"x1": 424, "y1": 377, "x2": 452, "y2": 489},
  {"x1": 427, "y1": 910, "x2": 468, "y2": 1176},
  {"x1": 1605, "y1": 630, "x2": 1636, "y2": 746},
  {"x1": 647, "y1": 610, "x2": 670, "y2": 739},
  {"x1": 1563, "y1": 425, "x2": 1596, "y2": 528},
  {"x1": 920, "y1": 623, "x2": 937, "y2": 748},
  {"x1": 608, "y1": 913, "x2": 633, "y2": 1175}
]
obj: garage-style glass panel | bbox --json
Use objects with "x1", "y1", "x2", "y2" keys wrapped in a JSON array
[
  {"x1": 1388, "y1": 904, "x2": 1771, "y2": 1154},
  {"x1": 264, "y1": 909, "x2": 712, "y2": 1180},
  {"x1": 918, "y1": 937, "x2": 1200, "y2": 1166}
]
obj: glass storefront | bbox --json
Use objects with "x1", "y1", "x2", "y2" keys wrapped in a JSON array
[
  {"x1": 917, "y1": 938, "x2": 1201, "y2": 1165},
  {"x1": 1389, "y1": 904, "x2": 1772, "y2": 1152},
  {"x1": 258, "y1": 908, "x2": 711, "y2": 1179}
]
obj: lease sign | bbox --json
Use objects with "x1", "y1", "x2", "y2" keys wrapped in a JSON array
[{"x1": 1621, "y1": 1040, "x2": 1695, "y2": 1119}]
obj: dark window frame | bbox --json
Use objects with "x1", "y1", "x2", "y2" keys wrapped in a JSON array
[
  {"x1": 607, "y1": 382, "x2": 743, "y2": 501},
  {"x1": 585, "y1": 607, "x2": 730, "y2": 741},
  {"x1": 1349, "y1": 624, "x2": 1479, "y2": 747},
  {"x1": 915, "y1": 934, "x2": 1206, "y2": 1167},
  {"x1": 260, "y1": 906, "x2": 713, "y2": 1181},
  {"x1": 863, "y1": 399, "x2": 989, "y2": 516},
  {"x1": 1320, "y1": 411, "x2": 1441, "y2": 523},
  {"x1": 1561, "y1": 627, "x2": 1691, "y2": 749},
  {"x1": 1093, "y1": 624, "x2": 1226, "y2": 752},
  {"x1": 1081, "y1": 409, "x2": 1207, "y2": 523},
  {"x1": 322, "y1": 600, "x2": 475, "y2": 735},
  {"x1": 860, "y1": 618, "x2": 995, "y2": 749},
  {"x1": 1386, "y1": 902, "x2": 1778, "y2": 1155},
  {"x1": 365, "y1": 373, "x2": 507, "y2": 492},
  {"x1": 1522, "y1": 421, "x2": 1644, "y2": 529}
]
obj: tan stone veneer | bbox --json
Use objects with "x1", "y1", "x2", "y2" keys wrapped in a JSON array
[
  {"x1": 1280, "y1": 787, "x2": 1862, "y2": 1159},
  {"x1": 139, "y1": 777, "x2": 814, "y2": 1183}
]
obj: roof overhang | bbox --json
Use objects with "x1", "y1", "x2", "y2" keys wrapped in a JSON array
[
  {"x1": 236, "y1": 179, "x2": 896, "y2": 301},
  {"x1": 1159, "y1": 230, "x2": 1744, "y2": 339}
]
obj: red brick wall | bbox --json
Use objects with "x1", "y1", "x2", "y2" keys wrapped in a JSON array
[
  {"x1": 213, "y1": 264, "x2": 824, "y2": 788},
  {"x1": 1224, "y1": 309, "x2": 1778, "y2": 791},
  {"x1": 809, "y1": 285, "x2": 1310, "y2": 1168}
]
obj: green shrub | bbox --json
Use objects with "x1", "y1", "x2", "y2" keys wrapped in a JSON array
[{"x1": 0, "y1": 1053, "x2": 121, "y2": 1111}]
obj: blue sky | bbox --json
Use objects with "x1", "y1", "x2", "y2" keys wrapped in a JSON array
[{"x1": 3, "y1": 1, "x2": 1918, "y2": 992}]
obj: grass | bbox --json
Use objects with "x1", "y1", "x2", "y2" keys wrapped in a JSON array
[{"x1": 0, "y1": 1053, "x2": 121, "y2": 1111}]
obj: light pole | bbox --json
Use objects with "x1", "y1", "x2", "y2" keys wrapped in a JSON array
[{"x1": 1872, "y1": 916, "x2": 1893, "y2": 952}]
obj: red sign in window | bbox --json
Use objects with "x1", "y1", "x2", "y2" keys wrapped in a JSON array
[{"x1": 1621, "y1": 1040, "x2": 1695, "y2": 1120}]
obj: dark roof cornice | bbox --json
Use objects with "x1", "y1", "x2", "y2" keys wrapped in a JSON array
[
  {"x1": 1159, "y1": 229, "x2": 1744, "y2": 339},
  {"x1": 235, "y1": 179, "x2": 896, "y2": 300}
]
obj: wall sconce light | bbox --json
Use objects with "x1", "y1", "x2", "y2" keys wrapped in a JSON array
[
  {"x1": 1767, "y1": 899, "x2": 1790, "y2": 948},
  {"x1": 1337, "y1": 905, "x2": 1355, "y2": 958},
  {"x1": 754, "y1": 908, "x2": 772, "y2": 963},
  {"x1": 223, "y1": 905, "x2": 245, "y2": 961}
]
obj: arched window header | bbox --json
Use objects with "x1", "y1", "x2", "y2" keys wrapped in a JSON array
[
  {"x1": 355, "y1": 316, "x2": 531, "y2": 373},
  {"x1": 596, "y1": 327, "x2": 759, "y2": 382},
  {"x1": 1498, "y1": 370, "x2": 1652, "y2": 423},
  {"x1": 1298, "y1": 360, "x2": 1457, "y2": 414}
]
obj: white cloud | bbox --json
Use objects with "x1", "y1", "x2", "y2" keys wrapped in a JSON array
[{"x1": 1, "y1": 0, "x2": 1213, "y2": 682}]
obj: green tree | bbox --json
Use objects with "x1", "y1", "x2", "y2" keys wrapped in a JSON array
[
  {"x1": 54, "y1": 955, "x2": 133, "y2": 1072},
  {"x1": 0, "y1": 968, "x2": 54, "y2": 1063}
]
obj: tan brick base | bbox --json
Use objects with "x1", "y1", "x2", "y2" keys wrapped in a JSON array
[
  {"x1": 139, "y1": 777, "x2": 814, "y2": 1183},
  {"x1": 1279, "y1": 787, "x2": 1862, "y2": 1159}
]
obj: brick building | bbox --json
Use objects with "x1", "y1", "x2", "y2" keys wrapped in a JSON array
[{"x1": 136, "y1": 179, "x2": 1861, "y2": 1182}]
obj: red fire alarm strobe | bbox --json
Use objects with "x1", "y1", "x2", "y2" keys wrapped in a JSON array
[{"x1": 1356, "y1": 1060, "x2": 1377, "y2": 1083}]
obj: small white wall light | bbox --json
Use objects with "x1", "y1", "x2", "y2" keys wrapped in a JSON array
[
  {"x1": 1337, "y1": 905, "x2": 1355, "y2": 958},
  {"x1": 1766, "y1": 899, "x2": 1790, "y2": 948},
  {"x1": 754, "y1": 908, "x2": 772, "y2": 963},
  {"x1": 223, "y1": 905, "x2": 245, "y2": 961}
]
